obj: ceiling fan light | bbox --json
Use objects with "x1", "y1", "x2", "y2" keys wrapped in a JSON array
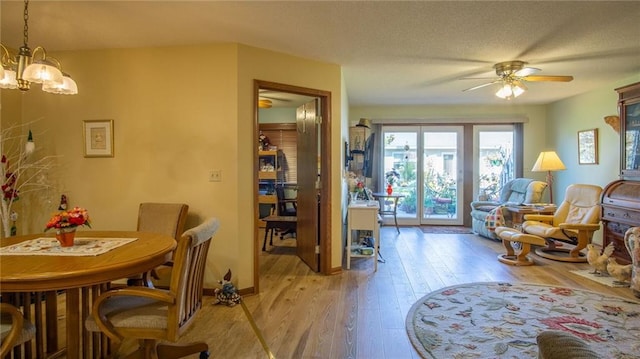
[
  {"x1": 43, "y1": 73, "x2": 78, "y2": 95},
  {"x1": 0, "y1": 69, "x2": 18, "y2": 89},
  {"x1": 22, "y1": 60, "x2": 64, "y2": 84},
  {"x1": 496, "y1": 83, "x2": 525, "y2": 100},
  {"x1": 495, "y1": 84, "x2": 513, "y2": 99},
  {"x1": 512, "y1": 84, "x2": 525, "y2": 97}
]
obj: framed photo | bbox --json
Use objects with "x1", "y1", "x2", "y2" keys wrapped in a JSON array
[
  {"x1": 83, "y1": 120, "x2": 114, "y2": 157},
  {"x1": 577, "y1": 128, "x2": 598, "y2": 165}
]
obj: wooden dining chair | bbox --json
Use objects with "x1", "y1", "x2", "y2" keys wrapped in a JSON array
[
  {"x1": 0, "y1": 303, "x2": 36, "y2": 357},
  {"x1": 126, "y1": 202, "x2": 189, "y2": 287},
  {"x1": 85, "y1": 217, "x2": 220, "y2": 359}
]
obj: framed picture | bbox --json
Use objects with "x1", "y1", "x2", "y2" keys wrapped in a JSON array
[
  {"x1": 578, "y1": 128, "x2": 598, "y2": 165},
  {"x1": 83, "y1": 120, "x2": 114, "y2": 157}
]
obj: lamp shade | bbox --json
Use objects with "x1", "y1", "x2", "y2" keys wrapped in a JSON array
[
  {"x1": 0, "y1": 69, "x2": 18, "y2": 89},
  {"x1": 43, "y1": 74, "x2": 78, "y2": 95},
  {"x1": 532, "y1": 151, "x2": 566, "y2": 172},
  {"x1": 22, "y1": 60, "x2": 63, "y2": 84}
]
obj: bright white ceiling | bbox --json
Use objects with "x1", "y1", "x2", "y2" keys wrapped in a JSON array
[{"x1": 2, "y1": 1, "x2": 639, "y2": 106}]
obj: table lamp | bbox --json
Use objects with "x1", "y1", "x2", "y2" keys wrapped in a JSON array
[{"x1": 532, "y1": 151, "x2": 566, "y2": 204}]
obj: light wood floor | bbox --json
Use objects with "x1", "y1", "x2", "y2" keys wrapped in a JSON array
[
  {"x1": 176, "y1": 226, "x2": 637, "y2": 359},
  {"x1": 55, "y1": 226, "x2": 639, "y2": 358}
]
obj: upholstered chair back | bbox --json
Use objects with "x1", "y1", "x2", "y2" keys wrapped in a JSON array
[
  {"x1": 552, "y1": 184, "x2": 602, "y2": 227},
  {"x1": 137, "y1": 203, "x2": 189, "y2": 240},
  {"x1": 499, "y1": 178, "x2": 547, "y2": 204}
]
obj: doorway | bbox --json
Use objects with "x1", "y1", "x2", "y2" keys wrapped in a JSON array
[{"x1": 253, "y1": 80, "x2": 332, "y2": 294}]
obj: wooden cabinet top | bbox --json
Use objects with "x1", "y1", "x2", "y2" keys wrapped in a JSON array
[{"x1": 602, "y1": 179, "x2": 640, "y2": 210}]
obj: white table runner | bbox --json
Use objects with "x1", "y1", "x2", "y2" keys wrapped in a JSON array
[{"x1": 0, "y1": 237, "x2": 138, "y2": 256}]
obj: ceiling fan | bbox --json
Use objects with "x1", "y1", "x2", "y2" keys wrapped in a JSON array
[
  {"x1": 461, "y1": 60, "x2": 574, "y2": 100},
  {"x1": 258, "y1": 90, "x2": 295, "y2": 108}
]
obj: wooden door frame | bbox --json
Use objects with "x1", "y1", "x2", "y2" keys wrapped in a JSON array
[{"x1": 253, "y1": 80, "x2": 332, "y2": 294}]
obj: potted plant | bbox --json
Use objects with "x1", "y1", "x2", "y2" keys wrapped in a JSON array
[{"x1": 44, "y1": 207, "x2": 91, "y2": 247}]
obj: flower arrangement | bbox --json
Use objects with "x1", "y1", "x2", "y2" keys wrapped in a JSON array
[
  {"x1": 385, "y1": 168, "x2": 400, "y2": 185},
  {"x1": 44, "y1": 207, "x2": 91, "y2": 232}
]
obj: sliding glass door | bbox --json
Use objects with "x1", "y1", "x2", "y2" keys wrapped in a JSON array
[
  {"x1": 422, "y1": 127, "x2": 463, "y2": 224},
  {"x1": 382, "y1": 126, "x2": 463, "y2": 225}
]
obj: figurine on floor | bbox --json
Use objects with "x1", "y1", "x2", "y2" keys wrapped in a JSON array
[
  {"x1": 587, "y1": 243, "x2": 614, "y2": 276},
  {"x1": 213, "y1": 269, "x2": 242, "y2": 307},
  {"x1": 607, "y1": 257, "x2": 632, "y2": 286}
]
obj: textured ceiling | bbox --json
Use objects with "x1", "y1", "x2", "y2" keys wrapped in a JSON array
[{"x1": 1, "y1": 1, "x2": 639, "y2": 106}]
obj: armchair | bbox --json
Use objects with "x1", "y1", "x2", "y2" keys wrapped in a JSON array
[
  {"x1": 0, "y1": 303, "x2": 35, "y2": 357},
  {"x1": 522, "y1": 184, "x2": 603, "y2": 262},
  {"x1": 85, "y1": 217, "x2": 219, "y2": 359},
  {"x1": 470, "y1": 178, "x2": 547, "y2": 239},
  {"x1": 128, "y1": 202, "x2": 189, "y2": 287}
]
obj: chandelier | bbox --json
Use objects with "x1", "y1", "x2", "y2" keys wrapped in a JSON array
[{"x1": 0, "y1": 0, "x2": 78, "y2": 95}]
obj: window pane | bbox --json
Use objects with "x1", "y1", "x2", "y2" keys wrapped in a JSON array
[
  {"x1": 383, "y1": 132, "x2": 417, "y2": 219},
  {"x1": 478, "y1": 131, "x2": 514, "y2": 201},
  {"x1": 423, "y1": 131, "x2": 458, "y2": 220}
]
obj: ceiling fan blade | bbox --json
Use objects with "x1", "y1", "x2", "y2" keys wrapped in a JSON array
[
  {"x1": 462, "y1": 80, "x2": 499, "y2": 92},
  {"x1": 260, "y1": 94, "x2": 293, "y2": 102},
  {"x1": 514, "y1": 67, "x2": 540, "y2": 77},
  {"x1": 524, "y1": 75, "x2": 574, "y2": 82},
  {"x1": 513, "y1": 80, "x2": 528, "y2": 91},
  {"x1": 459, "y1": 77, "x2": 497, "y2": 80}
]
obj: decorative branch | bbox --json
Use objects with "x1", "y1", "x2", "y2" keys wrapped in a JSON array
[{"x1": 0, "y1": 120, "x2": 58, "y2": 237}]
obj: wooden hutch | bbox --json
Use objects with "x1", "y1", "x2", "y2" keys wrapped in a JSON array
[{"x1": 601, "y1": 81, "x2": 640, "y2": 264}]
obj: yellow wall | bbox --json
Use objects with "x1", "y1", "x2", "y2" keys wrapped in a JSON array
[
  {"x1": 1, "y1": 43, "x2": 342, "y2": 291},
  {"x1": 236, "y1": 45, "x2": 343, "y2": 277}
]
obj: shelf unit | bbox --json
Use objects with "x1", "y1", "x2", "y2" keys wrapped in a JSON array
[
  {"x1": 257, "y1": 150, "x2": 282, "y2": 227},
  {"x1": 346, "y1": 201, "x2": 380, "y2": 271},
  {"x1": 348, "y1": 125, "x2": 371, "y2": 175}
]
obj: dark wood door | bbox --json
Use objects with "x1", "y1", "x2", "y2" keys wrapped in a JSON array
[{"x1": 296, "y1": 99, "x2": 319, "y2": 271}]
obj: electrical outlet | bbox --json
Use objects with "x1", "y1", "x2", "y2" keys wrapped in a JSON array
[{"x1": 209, "y1": 170, "x2": 222, "y2": 182}]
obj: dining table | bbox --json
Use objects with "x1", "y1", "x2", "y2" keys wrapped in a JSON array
[{"x1": 0, "y1": 230, "x2": 176, "y2": 359}]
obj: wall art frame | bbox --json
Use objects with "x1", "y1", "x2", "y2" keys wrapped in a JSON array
[
  {"x1": 83, "y1": 119, "x2": 114, "y2": 157},
  {"x1": 577, "y1": 128, "x2": 598, "y2": 165}
]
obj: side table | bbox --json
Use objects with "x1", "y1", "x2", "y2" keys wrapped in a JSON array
[
  {"x1": 371, "y1": 192, "x2": 404, "y2": 233},
  {"x1": 346, "y1": 201, "x2": 380, "y2": 271},
  {"x1": 504, "y1": 205, "x2": 556, "y2": 230}
]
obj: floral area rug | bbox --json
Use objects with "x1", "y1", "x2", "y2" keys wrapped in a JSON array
[{"x1": 406, "y1": 282, "x2": 640, "y2": 358}]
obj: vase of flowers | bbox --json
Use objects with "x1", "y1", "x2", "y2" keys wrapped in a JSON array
[{"x1": 44, "y1": 207, "x2": 91, "y2": 247}]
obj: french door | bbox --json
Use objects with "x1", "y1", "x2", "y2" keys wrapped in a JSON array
[
  {"x1": 382, "y1": 126, "x2": 464, "y2": 225},
  {"x1": 472, "y1": 125, "x2": 517, "y2": 202}
]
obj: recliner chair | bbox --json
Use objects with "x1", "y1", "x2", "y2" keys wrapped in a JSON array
[
  {"x1": 523, "y1": 184, "x2": 602, "y2": 262},
  {"x1": 470, "y1": 178, "x2": 547, "y2": 239}
]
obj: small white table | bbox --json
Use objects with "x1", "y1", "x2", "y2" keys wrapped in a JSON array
[{"x1": 346, "y1": 201, "x2": 380, "y2": 271}]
